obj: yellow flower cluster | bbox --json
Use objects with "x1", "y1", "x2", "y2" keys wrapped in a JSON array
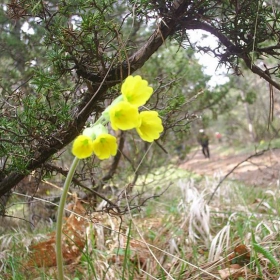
[
  {"x1": 72, "y1": 75, "x2": 163, "y2": 160},
  {"x1": 72, "y1": 129, "x2": 117, "y2": 160}
]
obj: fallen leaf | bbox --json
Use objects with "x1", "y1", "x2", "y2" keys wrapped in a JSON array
[{"x1": 27, "y1": 196, "x2": 89, "y2": 267}]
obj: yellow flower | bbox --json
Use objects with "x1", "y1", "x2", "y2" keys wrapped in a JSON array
[
  {"x1": 92, "y1": 134, "x2": 118, "y2": 160},
  {"x1": 109, "y1": 101, "x2": 141, "y2": 130},
  {"x1": 121, "y1": 75, "x2": 153, "y2": 107},
  {"x1": 136, "y1": 111, "x2": 163, "y2": 142},
  {"x1": 72, "y1": 135, "x2": 94, "y2": 159}
]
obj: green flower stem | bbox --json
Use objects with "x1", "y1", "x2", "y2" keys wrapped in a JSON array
[
  {"x1": 93, "y1": 115, "x2": 106, "y2": 126},
  {"x1": 56, "y1": 156, "x2": 80, "y2": 280}
]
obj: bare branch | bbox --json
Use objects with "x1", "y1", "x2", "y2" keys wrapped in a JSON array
[{"x1": 208, "y1": 148, "x2": 271, "y2": 204}]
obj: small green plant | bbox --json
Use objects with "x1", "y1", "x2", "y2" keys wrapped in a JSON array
[
  {"x1": 251, "y1": 231, "x2": 280, "y2": 273},
  {"x1": 56, "y1": 75, "x2": 163, "y2": 280}
]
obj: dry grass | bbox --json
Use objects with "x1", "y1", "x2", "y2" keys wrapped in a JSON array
[{"x1": 0, "y1": 168, "x2": 280, "y2": 279}]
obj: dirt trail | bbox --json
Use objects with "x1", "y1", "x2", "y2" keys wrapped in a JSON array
[{"x1": 179, "y1": 144, "x2": 280, "y2": 187}]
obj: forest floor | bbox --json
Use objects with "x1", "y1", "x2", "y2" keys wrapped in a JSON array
[
  {"x1": 180, "y1": 143, "x2": 280, "y2": 188},
  {"x1": 2, "y1": 143, "x2": 280, "y2": 279}
]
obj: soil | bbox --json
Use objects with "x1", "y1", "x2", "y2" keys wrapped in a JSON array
[{"x1": 179, "y1": 144, "x2": 280, "y2": 188}]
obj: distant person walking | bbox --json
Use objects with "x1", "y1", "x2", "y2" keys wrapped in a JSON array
[
  {"x1": 197, "y1": 129, "x2": 210, "y2": 158},
  {"x1": 215, "y1": 131, "x2": 222, "y2": 143}
]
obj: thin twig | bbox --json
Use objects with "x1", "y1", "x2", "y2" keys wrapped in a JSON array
[
  {"x1": 208, "y1": 148, "x2": 270, "y2": 204},
  {"x1": 44, "y1": 163, "x2": 120, "y2": 209}
]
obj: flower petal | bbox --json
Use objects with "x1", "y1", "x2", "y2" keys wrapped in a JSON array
[
  {"x1": 136, "y1": 111, "x2": 163, "y2": 142},
  {"x1": 72, "y1": 135, "x2": 94, "y2": 159},
  {"x1": 109, "y1": 101, "x2": 140, "y2": 130},
  {"x1": 121, "y1": 75, "x2": 153, "y2": 107},
  {"x1": 92, "y1": 134, "x2": 118, "y2": 160}
]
